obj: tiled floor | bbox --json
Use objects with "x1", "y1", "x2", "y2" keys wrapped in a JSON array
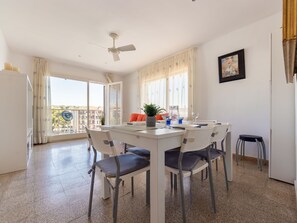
[{"x1": 0, "y1": 139, "x2": 296, "y2": 223}]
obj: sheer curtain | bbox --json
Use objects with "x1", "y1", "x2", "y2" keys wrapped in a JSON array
[
  {"x1": 33, "y1": 57, "x2": 49, "y2": 144},
  {"x1": 139, "y1": 48, "x2": 195, "y2": 118}
]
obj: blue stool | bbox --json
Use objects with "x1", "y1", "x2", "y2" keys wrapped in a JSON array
[{"x1": 236, "y1": 135, "x2": 266, "y2": 171}]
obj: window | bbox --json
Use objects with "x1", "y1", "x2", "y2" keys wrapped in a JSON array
[
  {"x1": 143, "y1": 73, "x2": 188, "y2": 118},
  {"x1": 139, "y1": 48, "x2": 195, "y2": 119},
  {"x1": 143, "y1": 78, "x2": 166, "y2": 109},
  {"x1": 168, "y1": 72, "x2": 188, "y2": 118},
  {"x1": 48, "y1": 76, "x2": 104, "y2": 135}
]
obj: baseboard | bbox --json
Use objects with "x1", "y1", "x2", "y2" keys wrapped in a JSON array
[{"x1": 232, "y1": 153, "x2": 269, "y2": 165}]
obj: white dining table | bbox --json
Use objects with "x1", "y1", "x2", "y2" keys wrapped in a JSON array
[{"x1": 102, "y1": 124, "x2": 232, "y2": 223}]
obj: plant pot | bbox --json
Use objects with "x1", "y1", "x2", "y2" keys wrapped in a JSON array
[{"x1": 146, "y1": 116, "x2": 156, "y2": 127}]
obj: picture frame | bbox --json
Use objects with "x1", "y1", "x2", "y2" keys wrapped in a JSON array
[{"x1": 218, "y1": 49, "x2": 245, "y2": 83}]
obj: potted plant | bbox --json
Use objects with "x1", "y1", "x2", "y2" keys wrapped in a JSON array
[
  {"x1": 142, "y1": 103, "x2": 166, "y2": 127},
  {"x1": 100, "y1": 115, "x2": 105, "y2": 125}
]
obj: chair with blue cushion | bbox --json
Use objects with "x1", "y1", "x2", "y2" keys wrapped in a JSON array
[
  {"x1": 123, "y1": 143, "x2": 150, "y2": 195},
  {"x1": 85, "y1": 126, "x2": 93, "y2": 151},
  {"x1": 87, "y1": 128, "x2": 150, "y2": 223},
  {"x1": 193, "y1": 124, "x2": 230, "y2": 191},
  {"x1": 165, "y1": 127, "x2": 216, "y2": 223}
]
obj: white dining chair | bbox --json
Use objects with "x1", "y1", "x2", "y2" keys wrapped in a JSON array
[
  {"x1": 87, "y1": 128, "x2": 150, "y2": 223},
  {"x1": 85, "y1": 126, "x2": 93, "y2": 151},
  {"x1": 194, "y1": 124, "x2": 230, "y2": 191},
  {"x1": 165, "y1": 127, "x2": 216, "y2": 223}
]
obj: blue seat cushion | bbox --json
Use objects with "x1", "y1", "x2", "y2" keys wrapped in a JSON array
[
  {"x1": 239, "y1": 135, "x2": 263, "y2": 142},
  {"x1": 165, "y1": 151, "x2": 202, "y2": 171},
  {"x1": 96, "y1": 154, "x2": 150, "y2": 178},
  {"x1": 127, "y1": 147, "x2": 150, "y2": 158},
  {"x1": 192, "y1": 148, "x2": 225, "y2": 160}
]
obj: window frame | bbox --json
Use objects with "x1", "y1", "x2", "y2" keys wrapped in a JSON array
[
  {"x1": 48, "y1": 74, "x2": 106, "y2": 136},
  {"x1": 142, "y1": 71, "x2": 189, "y2": 118}
]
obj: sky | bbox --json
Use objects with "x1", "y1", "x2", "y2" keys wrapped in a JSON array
[{"x1": 50, "y1": 76, "x2": 104, "y2": 107}]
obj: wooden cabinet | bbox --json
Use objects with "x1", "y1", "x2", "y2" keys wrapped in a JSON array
[{"x1": 0, "y1": 70, "x2": 33, "y2": 174}]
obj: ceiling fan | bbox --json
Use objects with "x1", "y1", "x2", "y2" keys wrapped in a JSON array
[{"x1": 104, "y1": 33, "x2": 136, "y2": 61}]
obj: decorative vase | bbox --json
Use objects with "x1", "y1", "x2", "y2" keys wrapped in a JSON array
[{"x1": 146, "y1": 116, "x2": 156, "y2": 127}]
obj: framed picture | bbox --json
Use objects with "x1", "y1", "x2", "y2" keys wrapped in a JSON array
[{"x1": 218, "y1": 49, "x2": 245, "y2": 83}]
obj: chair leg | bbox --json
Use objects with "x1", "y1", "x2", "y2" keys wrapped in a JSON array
[
  {"x1": 131, "y1": 177, "x2": 134, "y2": 196},
  {"x1": 190, "y1": 175, "x2": 193, "y2": 205},
  {"x1": 146, "y1": 170, "x2": 150, "y2": 205},
  {"x1": 179, "y1": 171, "x2": 186, "y2": 223},
  {"x1": 88, "y1": 166, "x2": 96, "y2": 218},
  {"x1": 170, "y1": 172, "x2": 173, "y2": 189},
  {"x1": 236, "y1": 138, "x2": 240, "y2": 165},
  {"x1": 241, "y1": 141, "x2": 244, "y2": 160},
  {"x1": 261, "y1": 141, "x2": 267, "y2": 165},
  {"x1": 174, "y1": 174, "x2": 178, "y2": 190},
  {"x1": 215, "y1": 159, "x2": 218, "y2": 171},
  {"x1": 207, "y1": 150, "x2": 216, "y2": 213},
  {"x1": 222, "y1": 155, "x2": 229, "y2": 191},
  {"x1": 256, "y1": 141, "x2": 263, "y2": 171},
  {"x1": 112, "y1": 178, "x2": 121, "y2": 223}
]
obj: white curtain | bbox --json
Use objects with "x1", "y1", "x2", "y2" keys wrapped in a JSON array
[
  {"x1": 33, "y1": 57, "x2": 49, "y2": 144},
  {"x1": 138, "y1": 48, "x2": 195, "y2": 118}
]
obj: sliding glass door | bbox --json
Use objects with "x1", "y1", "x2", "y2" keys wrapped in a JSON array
[
  {"x1": 89, "y1": 82, "x2": 105, "y2": 129},
  {"x1": 48, "y1": 76, "x2": 105, "y2": 135},
  {"x1": 106, "y1": 82, "x2": 122, "y2": 125}
]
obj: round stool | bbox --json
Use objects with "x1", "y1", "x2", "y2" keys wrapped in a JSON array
[{"x1": 236, "y1": 135, "x2": 266, "y2": 171}]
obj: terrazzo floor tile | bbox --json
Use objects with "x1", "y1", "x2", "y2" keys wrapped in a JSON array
[{"x1": 0, "y1": 139, "x2": 296, "y2": 223}]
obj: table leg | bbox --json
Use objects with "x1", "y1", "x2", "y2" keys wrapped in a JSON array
[
  {"x1": 225, "y1": 132, "x2": 233, "y2": 181},
  {"x1": 150, "y1": 145, "x2": 165, "y2": 223}
]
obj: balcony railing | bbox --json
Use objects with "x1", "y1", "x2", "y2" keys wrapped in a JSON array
[{"x1": 50, "y1": 108, "x2": 103, "y2": 135}]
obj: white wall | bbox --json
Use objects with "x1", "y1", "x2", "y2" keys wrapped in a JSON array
[
  {"x1": 9, "y1": 50, "x2": 34, "y2": 82},
  {"x1": 123, "y1": 12, "x2": 282, "y2": 158},
  {"x1": 7, "y1": 50, "x2": 124, "y2": 84},
  {"x1": 0, "y1": 28, "x2": 9, "y2": 70},
  {"x1": 123, "y1": 72, "x2": 141, "y2": 121},
  {"x1": 49, "y1": 61, "x2": 123, "y2": 83},
  {"x1": 196, "y1": 13, "x2": 281, "y2": 158}
]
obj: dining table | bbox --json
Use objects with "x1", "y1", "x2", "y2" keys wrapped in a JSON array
[{"x1": 101, "y1": 123, "x2": 232, "y2": 223}]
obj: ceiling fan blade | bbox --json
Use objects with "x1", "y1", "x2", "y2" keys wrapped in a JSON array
[
  {"x1": 112, "y1": 53, "x2": 120, "y2": 61},
  {"x1": 117, "y1": 44, "x2": 136, "y2": 52}
]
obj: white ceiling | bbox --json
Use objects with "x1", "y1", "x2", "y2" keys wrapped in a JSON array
[{"x1": 0, "y1": 0, "x2": 281, "y2": 75}]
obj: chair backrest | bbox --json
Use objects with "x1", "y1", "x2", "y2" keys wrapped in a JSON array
[
  {"x1": 180, "y1": 127, "x2": 214, "y2": 153},
  {"x1": 211, "y1": 123, "x2": 229, "y2": 143},
  {"x1": 85, "y1": 126, "x2": 93, "y2": 146},
  {"x1": 88, "y1": 128, "x2": 117, "y2": 156}
]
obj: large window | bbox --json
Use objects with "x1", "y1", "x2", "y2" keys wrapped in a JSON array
[
  {"x1": 139, "y1": 48, "x2": 195, "y2": 119},
  {"x1": 48, "y1": 76, "x2": 104, "y2": 135},
  {"x1": 168, "y1": 72, "x2": 188, "y2": 118},
  {"x1": 143, "y1": 72, "x2": 188, "y2": 118}
]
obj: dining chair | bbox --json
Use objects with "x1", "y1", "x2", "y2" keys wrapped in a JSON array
[
  {"x1": 193, "y1": 124, "x2": 230, "y2": 191},
  {"x1": 85, "y1": 126, "x2": 93, "y2": 151},
  {"x1": 87, "y1": 128, "x2": 150, "y2": 223},
  {"x1": 165, "y1": 127, "x2": 216, "y2": 223},
  {"x1": 123, "y1": 143, "x2": 150, "y2": 196}
]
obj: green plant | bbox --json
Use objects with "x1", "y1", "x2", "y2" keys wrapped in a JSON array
[
  {"x1": 100, "y1": 115, "x2": 105, "y2": 125},
  {"x1": 141, "y1": 103, "x2": 166, "y2": 117}
]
